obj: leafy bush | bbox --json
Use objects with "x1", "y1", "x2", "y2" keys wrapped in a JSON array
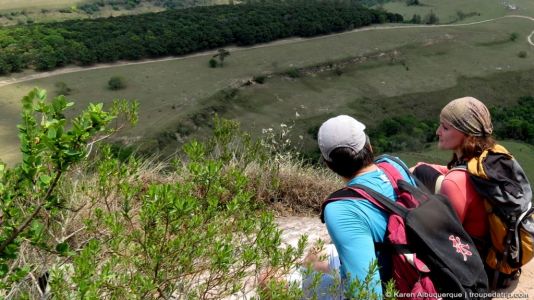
[
  {"x1": 518, "y1": 51, "x2": 527, "y2": 58},
  {"x1": 0, "y1": 88, "x2": 138, "y2": 296},
  {"x1": 108, "y1": 76, "x2": 126, "y2": 90},
  {"x1": 253, "y1": 75, "x2": 267, "y2": 84},
  {"x1": 209, "y1": 57, "x2": 218, "y2": 68},
  {"x1": 286, "y1": 68, "x2": 301, "y2": 78},
  {"x1": 510, "y1": 32, "x2": 519, "y2": 42},
  {"x1": 0, "y1": 100, "x2": 308, "y2": 298},
  {"x1": 1, "y1": 89, "x2": 400, "y2": 298}
]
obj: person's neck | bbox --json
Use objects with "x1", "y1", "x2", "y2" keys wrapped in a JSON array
[{"x1": 344, "y1": 164, "x2": 378, "y2": 183}]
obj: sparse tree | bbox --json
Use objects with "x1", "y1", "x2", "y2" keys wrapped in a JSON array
[
  {"x1": 425, "y1": 10, "x2": 439, "y2": 24},
  {"x1": 213, "y1": 48, "x2": 230, "y2": 67},
  {"x1": 456, "y1": 10, "x2": 466, "y2": 21},
  {"x1": 411, "y1": 14, "x2": 422, "y2": 24},
  {"x1": 510, "y1": 32, "x2": 519, "y2": 42}
]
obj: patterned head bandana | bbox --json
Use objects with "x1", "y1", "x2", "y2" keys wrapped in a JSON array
[{"x1": 440, "y1": 97, "x2": 493, "y2": 137}]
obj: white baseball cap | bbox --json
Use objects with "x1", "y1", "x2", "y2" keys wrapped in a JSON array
[{"x1": 318, "y1": 115, "x2": 367, "y2": 162}]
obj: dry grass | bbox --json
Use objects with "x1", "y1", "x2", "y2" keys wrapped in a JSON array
[{"x1": 246, "y1": 155, "x2": 341, "y2": 216}]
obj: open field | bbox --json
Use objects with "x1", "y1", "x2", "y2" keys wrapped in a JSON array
[
  {"x1": 0, "y1": 0, "x2": 87, "y2": 11},
  {"x1": 0, "y1": 1, "x2": 533, "y2": 165},
  {"x1": 0, "y1": 0, "x2": 231, "y2": 25},
  {"x1": 381, "y1": 0, "x2": 534, "y2": 23}
]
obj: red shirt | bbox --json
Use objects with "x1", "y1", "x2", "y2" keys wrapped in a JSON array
[{"x1": 415, "y1": 163, "x2": 489, "y2": 242}]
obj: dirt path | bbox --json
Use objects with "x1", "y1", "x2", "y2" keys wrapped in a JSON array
[
  {"x1": 0, "y1": 14, "x2": 532, "y2": 89},
  {"x1": 276, "y1": 216, "x2": 534, "y2": 299}
]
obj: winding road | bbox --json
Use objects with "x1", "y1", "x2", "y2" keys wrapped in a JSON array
[{"x1": 0, "y1": 14, "x2": 532, "y2": 89}]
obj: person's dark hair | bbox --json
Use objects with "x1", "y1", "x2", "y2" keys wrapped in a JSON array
[
  {"x1": 325, "y1": 141, "x2": 374, "y2": 178},
  {"x1": 447, "y1": 135, "x2": 496, "y2": 168}
]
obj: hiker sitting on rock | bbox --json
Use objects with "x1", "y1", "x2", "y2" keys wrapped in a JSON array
[
  {"x1": 281, "y1": 115, "x2": 417, "y2": 299},
  {"x1": 411, "y1": 96, "x2": 534, "y2": 290},
  {"x1": 262, "y1": 115, "x2": 415, "y2": 299}
]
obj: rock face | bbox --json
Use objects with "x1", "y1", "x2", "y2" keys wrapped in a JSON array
[
  {"x1": 276, "y1": 216, "x2": 534, "y2": 300},
  {"x1": 276, "y1": 216, "x2": 331, "y2": 249}
]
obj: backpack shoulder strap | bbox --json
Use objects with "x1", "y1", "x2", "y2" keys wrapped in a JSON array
[
  {"x1": 320, "y1": 184, "x2": 408, "y2": 223},
  {"x1": 349, "y1": 184, "x2": 409, "y2": 218},
  {"x1": 320, "y1": 187, "x2": 376, "y2": 223},
  {"x1": 376, "y1": 157, "x2": 422, "y2": 208}
]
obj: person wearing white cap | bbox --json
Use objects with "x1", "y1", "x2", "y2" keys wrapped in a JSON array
[
  {"x1": 310, "y1": 115, "x2": 416, "y2": 298},
  {"x1": 259, "y1": 115, "x2": 416, "y2": 299}
]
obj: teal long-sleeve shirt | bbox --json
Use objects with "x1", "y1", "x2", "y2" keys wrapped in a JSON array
[{"x1": 323, "y1": 157, "x2": 415, "y2": 297}]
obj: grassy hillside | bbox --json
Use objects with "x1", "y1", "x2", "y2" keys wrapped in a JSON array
[
  {"x1": 0, "y1": 0, "x2": 231, "y2": 26},
  {"x1": 0, "y1": 0, "x2": 87, "y2": 11},
  {"x1": 0, "y1": 1, "x2": 533, "y2": 165},
  {"x1": 381, "y1": 0, "x2": 534, "y2": 23}
]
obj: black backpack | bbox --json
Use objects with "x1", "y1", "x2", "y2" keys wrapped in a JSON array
[
  {"x1": 463, "y1": 145, "x2": 534, "y2": 289},
  {"x1": 322, "y1": 155, "x2": 489, "y2": 299}
]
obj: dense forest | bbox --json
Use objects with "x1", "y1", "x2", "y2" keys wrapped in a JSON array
[
  {"x1": 0, "y1": 2, "x2": 402, "y2": 74},
  {"x1": 492, "y1": 96, "x2": 534, "y2": 144}
]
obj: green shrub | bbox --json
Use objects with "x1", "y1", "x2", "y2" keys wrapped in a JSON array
[
  {"x1": 209, "y1": 57, "x2": 218, "y2": 68},
  {"x1": 518, "y1": 51, "x2": 527, "y2": 58},
  {"x1": 510, "y1": 32, "x2": 519, "y2": 42},
  {"x1": 108, "y1": 76, "x2": 126, "y2": 90},
  {"x1": 286, "y1": 68, "x2": 301, "y2": 78},
  {"x1": 253, "y1": 75, "x2": 267, "y2": 84},
  {"x1": 0, "y1": 88, "x2": 138, "y2": 295},
  {"x1": 0, "y1": 90, "x2": 397, "y2": 298}
]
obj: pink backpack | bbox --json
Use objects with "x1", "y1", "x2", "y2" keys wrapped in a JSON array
[{"x1": 321, "y1": 156, "x2": 489, "y2": 299}]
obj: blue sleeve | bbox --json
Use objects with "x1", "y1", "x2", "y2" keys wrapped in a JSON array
[{"x1": 324, "y1": 200, "x2": 383, "y2": 297}]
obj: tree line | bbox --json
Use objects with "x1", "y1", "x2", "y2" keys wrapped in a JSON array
[
  {"x1": 304, "y1": 95, "x2": 534, "y2": 158},
  {"x1": 0, "y1": 2, "x2": 403, "y2": 75},
  {"x1": 369, "y1": 96, "x2": 534, "y2": 153},
  {"x1": 491, "y1": 96, "x2": 534, "y2": 144}
]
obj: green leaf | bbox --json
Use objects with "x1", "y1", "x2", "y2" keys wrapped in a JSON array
[
  {"x1": 11, "y1": 266, "x2": 30, "y2": 281},
  {"x1": 55, "y1": 242, "x2": 70, "y2": 255},
  {"x1": 39, "y1": 175, "x2": 52, "y2": 185},
  {"x1": 0, "y1": 263, "x2": 8, "y2": 277},
  {"x1": 37, "y1": 89, "x2": 47, "y2": 100},
  {"x1": 47, "y1": 128, "x2": 57, "y2": 139}
]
